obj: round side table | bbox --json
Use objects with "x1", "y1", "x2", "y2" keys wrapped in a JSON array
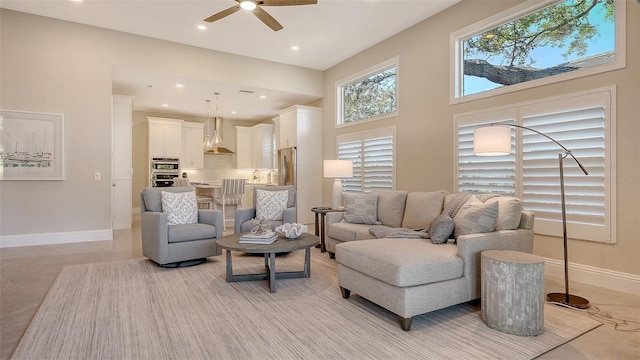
[{"x1": 481, "y1": 250, "x2": 545, "y2": 336}]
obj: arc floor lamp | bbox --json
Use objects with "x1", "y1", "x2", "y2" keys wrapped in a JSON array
[{"x1": 474, "y1": 123, "x2": 590, "y2": 309}]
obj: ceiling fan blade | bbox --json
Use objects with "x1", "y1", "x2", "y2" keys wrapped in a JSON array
[
  {"x1": 204, "y1": 4, "x2": 241, "y2": 22},
  {"x1": 261, "y1": 0, "x2": 317, "y2": 6},
  {"x1": 253, "y1": 7, "x2": 283, "y2": 31}
]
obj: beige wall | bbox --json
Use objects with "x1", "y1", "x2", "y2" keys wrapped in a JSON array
[
  {"x1": 320, "y1": 0, "x2": 639, "y2": 275},
  {"x1": 0, "y1": 9, "x2": 322, "y2": 236}
]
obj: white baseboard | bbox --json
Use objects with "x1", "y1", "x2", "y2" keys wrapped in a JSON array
[
  {"x1": 0, "y1": 229, "x2": 113, "y2": 248},
  {"x1": 544, "y1": 257, "x2": 640, "y2": 296}
]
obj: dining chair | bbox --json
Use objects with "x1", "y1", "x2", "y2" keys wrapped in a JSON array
[{"x1": 214, "y1": 178, "x2": 247, "y2": 230}]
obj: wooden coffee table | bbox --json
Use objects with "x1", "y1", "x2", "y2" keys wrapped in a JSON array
[{"x1": 216, "y1": 232, "x2": 320, "y2": 293}]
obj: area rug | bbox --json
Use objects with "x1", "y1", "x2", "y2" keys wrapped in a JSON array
[{"x1": 12, "y1": 253, "x2": 601, "y2": 360}]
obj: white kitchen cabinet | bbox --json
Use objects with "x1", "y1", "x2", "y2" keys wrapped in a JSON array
[
  {"x1": 181, "y1": 122, "x2": 204, "y2": 169},
  {"x1": 148, "y1": 117, "x2": 183, "y2": 158},
  {"x1": 235, "y1": 126, "x2": 253, "y2": 169},
  {"x1": 274, "y1": 105, "x2": 322, "y2": 224},
  {"x1": 235, "y1": 124, "x2": 274, "y2": 169},
  {"x1": 252, "y1": 123, "x2": 274, "y2": 169}
]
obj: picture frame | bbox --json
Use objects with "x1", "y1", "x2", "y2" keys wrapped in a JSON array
[{"x1": 0, "y1": 109, "x2": 65, "y2": 180}]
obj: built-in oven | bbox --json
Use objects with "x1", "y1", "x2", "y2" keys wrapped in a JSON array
[{"x1": 150, "y1": 157, "x2": 180, "y2": 187}]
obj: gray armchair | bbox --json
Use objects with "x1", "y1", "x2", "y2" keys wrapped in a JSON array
[
  {"x1": 140, "y1": 186, "x2": 223, "y2": 267},
  {"x1": 234, "y1": 185, "x2": 296, "y2": 233}
]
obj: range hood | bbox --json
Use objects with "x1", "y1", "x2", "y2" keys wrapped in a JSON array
[{"x1": 205, "y1": 117, "x2": 234, "y2": 155}]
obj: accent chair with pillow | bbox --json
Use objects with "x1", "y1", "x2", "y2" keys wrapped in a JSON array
[
  {"x1": 234, "y1": 186, "x2": 296, "y2": 233},
  {"x1": 140, "y1": 186, "x2": 223, "y2": 267}
]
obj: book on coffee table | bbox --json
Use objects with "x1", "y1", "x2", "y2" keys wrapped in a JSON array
[{"x1": 239, "y1": 231, "x2": 277, "y2": 244}]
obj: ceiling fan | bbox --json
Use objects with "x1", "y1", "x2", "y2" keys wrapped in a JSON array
[{"x1": 204, "y1": 0, "x2": 317, "y2": 32}]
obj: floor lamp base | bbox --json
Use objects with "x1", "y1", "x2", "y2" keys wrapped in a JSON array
[{"x1": 546, "y1": 292, "x2": 590, "y2": 309}]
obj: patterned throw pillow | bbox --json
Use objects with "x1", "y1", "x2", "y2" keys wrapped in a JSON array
[
  {"x1": 256, "y1": 190, "x2": 288, "y2": 221},
  {"x1": 453, "y1": 196, "x2": 499, "y2": 238},
  {"x1": 161, "y1": 191, "x2": 198, "y2": 226},
  {"x1": 342, "y1": 192, "x2": 380, "y2": 225},
  {"x1": 428, "y1": 214, "x2": 455, "y2": 244}
]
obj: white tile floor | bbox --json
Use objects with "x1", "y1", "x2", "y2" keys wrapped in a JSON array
[{"x1": 1, "y1": 215, "x2": 638, "y2": 359}]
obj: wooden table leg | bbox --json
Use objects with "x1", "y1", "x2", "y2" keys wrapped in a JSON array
[
  {"x1": 225, "y1": 249, "x2": 233, "y2": 282},
  {"x1": 269, "y1": 252, "x2": 276, "y2": 293},
  {"x1": 319, "y1": 213, "x2": 327, "y2": 253},
  {"x1": 304, "y1": 247, "x2": 311, "y2": 277}
]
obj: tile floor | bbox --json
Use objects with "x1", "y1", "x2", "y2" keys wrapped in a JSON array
[{"x1": 1, "y1": 216, "x2": 638, "y2": 359}]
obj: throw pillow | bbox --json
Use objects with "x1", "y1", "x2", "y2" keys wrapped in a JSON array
[
  {"x1": 428, "y1": 214, "x2": 455, "y2": 244},
  {"x1": 161, "y1": 191, "x2": 198, "y2": 226},
  {"x1": 453, "y1": 196, "x2": 499, "y2": 239},
  {"x1": 401, "y1": 190, "x2": 449, "y2": 229},
  {"x1": 342, "y1": 192, "x2": 380, "y2": 225},
  {"x1": 256, "y1": 189, "x2": 288, "y2": 221},
  {"x1": 484, "y1": 196, "x2": 523, "y2": 230},
  {"x1": 374, "y1": 190, "x2": 408, "y2": 228}
]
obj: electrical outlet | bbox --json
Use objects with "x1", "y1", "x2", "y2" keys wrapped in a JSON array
[{"x1": 95, "y1": 172, "x2": 101, "y2": 181}]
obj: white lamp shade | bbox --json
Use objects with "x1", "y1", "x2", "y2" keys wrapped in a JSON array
[
  {"x1": 323, "y1": 160, "x2": 353, "y2": 178},
  {"x1": 473, "y1": 126, "x2": 512, "y2": 156}
]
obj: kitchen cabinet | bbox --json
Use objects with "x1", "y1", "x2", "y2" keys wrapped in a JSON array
[
  {"x1": 235, "y1": 124, "x2": 274, "y2": 169},
  {"x1": 274, "y1": 105, "x2": 322, "y2": 224},
  {"x1": 235, "y1": 126, "x2": 253, "y2": 169},
  {"x1": 181, "y1": 122, "x2": 204, "y2": 169},
  {"x1": 148, "y1": 117, "x2": 183, "y2": 158}
]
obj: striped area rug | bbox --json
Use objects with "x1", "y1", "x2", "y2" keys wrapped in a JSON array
[{"x1": 12, "y1": 251, "x2": 600, "y2": 359}]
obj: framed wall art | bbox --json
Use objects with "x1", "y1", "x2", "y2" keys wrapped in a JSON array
[{"x1": 0, "y1": 109, "x2": 65, "y2": 180}]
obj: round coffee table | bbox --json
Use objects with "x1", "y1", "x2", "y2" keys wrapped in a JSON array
[{"x1": 216, "y1": 232, "x2": 319, "y2": 293}]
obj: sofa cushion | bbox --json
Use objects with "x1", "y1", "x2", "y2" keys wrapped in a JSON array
[
  {"x1": 428, "y1": 214, "x2": 455, "y2": 244},
  {"x1": 161, "y1": 190, "x2": 198, "y2": 226},
  {"x1": 484, "y1": 196, "x2": 523, "y2": 230},
  {"x1": 401, "y1": 190, "x2": 448, "y2": 229},
  {"x1": 374, "y1": 190, "x2": 408, "y2": 228},
  {"x1": 342, "y1": 192, "x2": 380, "y2": 225},
  {"x1": 453, "y1": 196, "x2": 499, "y2": 238},
  {"x1": 336, "y1": 238, "x2": 463, "y2": 287},
  {"x1": 329, "y1": 222, "x2": 379, "y2": 242}
]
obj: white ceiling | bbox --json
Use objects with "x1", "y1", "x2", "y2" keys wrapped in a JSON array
[{"x1": 1, "y1": 0, "x2": 460, "y2": 119}]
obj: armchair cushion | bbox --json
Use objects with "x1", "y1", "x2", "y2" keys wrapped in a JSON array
[
  {"x1": 256, "y1": 189, "x2": 289, "y2": 221},
  {"x1": 168, "y1": 223, "x2": 217, "y2": 243},
  {"x1": 161, "y1": 191, "x2": 198, "y2": 225}
]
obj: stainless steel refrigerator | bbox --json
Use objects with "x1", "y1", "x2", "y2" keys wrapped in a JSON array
[{"x1": 278, "y1": 147, "x2": 296, "y2": 186}]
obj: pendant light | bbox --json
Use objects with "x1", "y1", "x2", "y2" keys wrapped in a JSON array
[
  {"x1": 210, "y1": 92, "x2": 227, "y2": 153},
  {"x1": 203, "y1": 99, "x2": 214, "y2": 151}
]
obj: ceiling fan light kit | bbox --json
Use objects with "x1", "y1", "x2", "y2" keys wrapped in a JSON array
[{"x1": 204, "y1": 0, "x2": 318, "y2": 31}]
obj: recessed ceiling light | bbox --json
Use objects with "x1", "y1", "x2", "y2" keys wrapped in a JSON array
[
  {"x1": 260, "y1": 95, "x2": 267, "y2": 99},
  {"x1": 291, "y1": 46, "x2": 300, "y2": 51},
  {"x1": 231, "y1": 111, "x2": 237, "y2": 114},
  {"x1": 176, "y1": 83, "x2": 184, "y2": 88},
  {"x1": 70, "y1": 0, "x2": 82, "y2": 2},
  {"x1": 197, "y1": 25, "x2": 207, "y2": 30},
  {"x1": 162, "y1": 104, "x2": 169, "y2": 107}
]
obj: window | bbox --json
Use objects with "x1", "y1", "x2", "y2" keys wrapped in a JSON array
[
  {"x1": 451, "y1": 0, "x2": 625, "y2": 103},
  {"x1": 337, "y1": 127, "x2": 395, "y2": 192},
  {"x1": 337, "y1": 57, "x2": 398, "y2": 126},
  {"x1": 455, "y1": 87, "x2": 615, "y2": 243}
]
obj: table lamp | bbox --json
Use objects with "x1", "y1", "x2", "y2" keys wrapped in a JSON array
[
  {"x1": 474, "y1": 123, "x2": 590, "y2": 309},
  {"x1": 324, "y1": 160, "x2": 353, "y2": 209}
]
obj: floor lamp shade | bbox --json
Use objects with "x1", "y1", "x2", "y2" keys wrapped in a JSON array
[
  {"x1": 324, "y1": 160, "x2": 353, "y2": 209},
  {"x1": 473, "y1": 126, "x2": 511, "y2": 156}
]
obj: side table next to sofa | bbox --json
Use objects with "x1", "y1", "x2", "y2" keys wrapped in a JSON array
[{"x1": 481, "y1": 250, "x2": 545, "y2": 336}]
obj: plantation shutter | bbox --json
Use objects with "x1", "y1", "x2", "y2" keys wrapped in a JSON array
[
  {"x1": 521, "y1": 103, "x2": 609, "y2": 241},
  {"x1": 338, "y1": 141, "x2": 362, "y2": 192},
  {"x1": 337, "y1": 127, "x2": 395, "y2": 193},
  {"x1": 457, "y1": 121, "x2": 516, "y2": 194},
  {"x1": 362, "y1": 136, "x2": 393, "y2": 191}
]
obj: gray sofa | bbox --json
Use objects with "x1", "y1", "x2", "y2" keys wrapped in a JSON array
[{"x1": 329, "y1": 190, "x2": 535, "y2": 330}]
